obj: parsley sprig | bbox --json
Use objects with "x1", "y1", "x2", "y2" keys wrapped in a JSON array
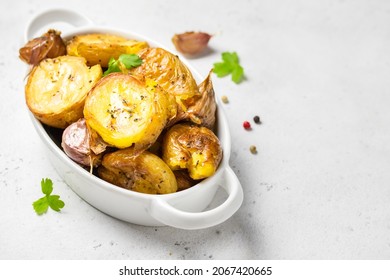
[
  {"x1": 103, "y1": 54, "x2": 143, "y2": 76},
  {"x1": 33, "y1": 178, "x2": 65, "y2": 215},
  {"x1": 213, "y1": 51, "x2": 244, "y2": 84}
]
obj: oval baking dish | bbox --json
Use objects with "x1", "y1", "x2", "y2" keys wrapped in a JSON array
[{"x1": 23, "y1": 8, "x2": 243, "y2": 230}]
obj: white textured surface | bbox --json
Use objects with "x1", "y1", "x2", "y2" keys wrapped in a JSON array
[{"x1": 1, "y1": 0, "x2": 390, "y2": 259}]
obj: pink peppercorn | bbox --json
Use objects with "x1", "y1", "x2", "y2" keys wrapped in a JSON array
[{"x1": 243, "y1": 121, "x2": 251, "y2": 129}]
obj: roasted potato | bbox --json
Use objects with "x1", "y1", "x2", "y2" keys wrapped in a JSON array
[
  {"x1": 25, "y1": 55, "x2": 102, "y2": 128},
  {"x1": 19, "y1": 29, "x2": 66, "y2": 65},
  {"x1": 98, "y1": 149, "x2": 177, "y2": 194},
  {"x1": 66, "y1": 33, "x2": 149, "y2": 67},
  {"x1": 130, "y1": 47, "x2": 200, "y2": 106},
  {"x1": 162, "y1": 123, "x2": 222, "y2": 180},
  {"x1": 83, "y1": 73, "x2": 176, "y2": 150}
]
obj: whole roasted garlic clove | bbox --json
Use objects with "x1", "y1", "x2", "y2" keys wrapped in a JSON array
[
  {"x1": 61, "y1": 118, "x2": 101, "y2": 167},
  {"x1": 19, "y1": 29, "x2": 66, "y2": 65},
  {"x1": 172, "y1": 31, "x2": 212, "y2": 56},
  {"x1": 185, "y1": 69, "x2": 217, "y2": 129}
]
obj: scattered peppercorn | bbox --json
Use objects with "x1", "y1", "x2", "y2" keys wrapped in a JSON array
[
  {"x1": 253, "y1": 115, "x2": 261, "y2": 124},
  {"x1": 243, "y1": 121, "x2": 251, "y2": 129},
  {"x1": 249, "y1": 145, "x2": 257, "y2": 154},
  {"x1": 221, "y1": 95, "x2": 229, "y2": 104}
]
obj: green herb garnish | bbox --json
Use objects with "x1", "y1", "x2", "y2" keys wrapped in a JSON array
[
  {"x1": 33, "y1": 178, "x2": 65, "y2": 215},
  {"x1": 213, "y1": 51, "x2": 244, "y2": 84},
  {"x1": 103, "y1": 54, "x2": 143, "y2": 76}
]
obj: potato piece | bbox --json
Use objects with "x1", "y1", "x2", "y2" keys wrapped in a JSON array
[
  {"x1": 130, "y1": 47, "x2": 200, "y2": 105},
  {"x1": 25, "y1": 55, "x2": 102, "y2": 128},
  {"x1": 98, "y1": 149, "x2": 177, "y2": 194},
  {"x1": 162, "y1": 123, "x2": 222, "y2": 180},
  {"x1": 66, "y1": 33, "x2": 148, "y2": 67},
  {"x1": 83, "y1": 73, "x2": 174, "y2": 150}
]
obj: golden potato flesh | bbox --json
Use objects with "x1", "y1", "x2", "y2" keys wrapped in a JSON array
[
  {"x1": 98, "y1": 149, "x2": 177, "y2": 194},
  {"x1": 83, "y1": 73, "x2": 174, "y2": 150},
  {"x1": 130, "y1": 47, "x2": 200, "y2": 105},
  {"x1": 66, "y1": 33, "x2": 149, "y2": 67},
  {"x1": 25, "y1": 55, "x2": 102, "y2": 128},
  {"x1": 162, "y1": 123, "x2": 222, "y2": 180}
]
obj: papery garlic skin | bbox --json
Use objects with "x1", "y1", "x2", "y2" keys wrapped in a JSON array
[{"x1": 172, "y1": 32, "x2": 212, "y2": 56}]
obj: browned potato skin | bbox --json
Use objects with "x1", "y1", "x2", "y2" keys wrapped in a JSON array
[
  {"x1": 162, "y1": 123, "x2": 222, "y2": 180},
  {"x1": 130, "y1": 47, "x2": 200, "y2": 105},
  {"x1": 98, "y1": 149, "x2": 178, "y2": 194},
  {"x1": 19, "y1": 29, "x2": 66, "y2": 65},
  {"x1": 174, "y1": 170, "x2": 200, "y2": 191}
]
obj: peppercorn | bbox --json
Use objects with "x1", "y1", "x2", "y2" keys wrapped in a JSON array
[
  {"x1": 253, "y1": 115, "x2": 261, "y2": 124},
  {"x1": 249, "y1": 145, "x2": 257, "y2": 154},
  {"x1": 243, "y1": 121, "x2": 251, "y2": 129}
]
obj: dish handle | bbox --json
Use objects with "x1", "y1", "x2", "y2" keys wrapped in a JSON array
[
  {"x1": 149, "y1": 166, "x2": 243, "y2": 230},
  {"x1": 25, "y1": 8, "x2": 93, "y2": 41}
]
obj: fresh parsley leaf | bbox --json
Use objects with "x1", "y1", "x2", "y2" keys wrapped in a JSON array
[
  {"x1": 222, "y1": 52, "x2": 239, "y2": 66},
  {"x1": 41, "y1": 178, "x2": 53, "y2": 196},
  {"x1": 104, "y1": 57, "x2": 121, "y2": 76},
  {"x1": 213, "y1": 62, "x2": 232, "y2": 77},
  {"x1": 33, "y1": 178, "x2": 65, "y2": 215},
  {"x1": 103, "y1": 54, "x2": 143, "y2": 76},
  {"x1": 32, "y1": 197, "x2": 49, "y2": 215},
  {"x1": 119, "y1": 54, "x2": 143, "y2": 69},
  {"x1": 213, "y1": 51, "x2": 244, "y2": 84},
  {"x1": 231, "y1": 64, "x2": 244, "y2": 84},
  {"x1": 47, "y1": 195, "x2": 65, "y2": 212}
]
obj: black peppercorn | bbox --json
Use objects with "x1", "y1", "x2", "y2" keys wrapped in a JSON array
[{"x1": 253, "y1": 115, "x2": 261, "y2": 124}]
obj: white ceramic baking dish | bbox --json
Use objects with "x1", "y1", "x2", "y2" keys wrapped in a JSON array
[{"x1": 24, "y1": 9, "x2": 243, "y2": 230}]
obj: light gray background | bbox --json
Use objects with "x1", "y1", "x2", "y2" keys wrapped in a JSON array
[{"x1": 1, "y1": 0, "x2": 389, "y2": 259}]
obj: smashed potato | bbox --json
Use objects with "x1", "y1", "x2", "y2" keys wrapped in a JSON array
[
  {"x1": 83, "y1": 73, "x2": 176, "y2": 150},
  {"x1": 25, "y1": 55, "x2": 102, "y2": 128},
  {"x1": 130, "y1": 47, "x2": 200, "y2": 105},
  {"x1": 66, "y1": 33, "x2": 149, "y2": 67},
  {"x1": 162, "y1": 123, "x2": 222, "y2": 180},
  {"x1": 98, "y1": 149, "x2": 177, "y2": 194}
]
